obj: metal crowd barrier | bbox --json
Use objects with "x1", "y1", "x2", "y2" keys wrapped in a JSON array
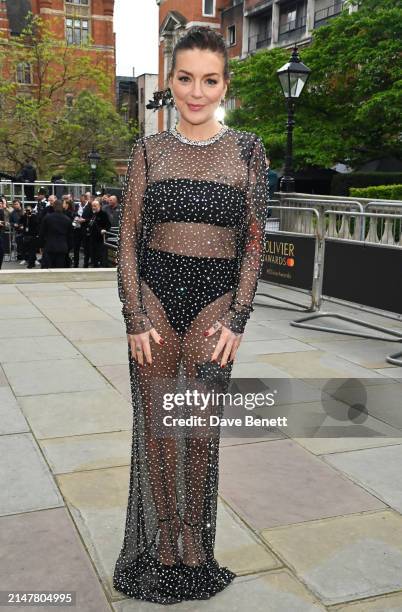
[
  {"x1": 255, "y1": 203, "x2": 322, "y2": 312},
  {"x1": 291, "y1": 209, "x2": 402, "y2": 346},
  {"x1": 0, "y1": 181, "x2": 92, "y2": 206}
]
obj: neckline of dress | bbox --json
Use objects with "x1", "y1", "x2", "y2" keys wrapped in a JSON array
[{"x1": 169, "y1": 123, "x2": 229, "y2": 146}]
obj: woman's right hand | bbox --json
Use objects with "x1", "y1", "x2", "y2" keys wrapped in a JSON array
[{"x1": 127, "y1": 328, "x2": 164, "y2": 366}]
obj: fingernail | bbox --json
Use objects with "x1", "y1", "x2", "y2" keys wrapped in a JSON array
[
  {"x1": 203, "y1": 331, "x2": 209, "y2": 337},
  {"x1": 221, "y1": 364, "x2": 226, "y2": 368},
  {"x1": 159, "y1": 339, "x2": 165, "y2": 345}
]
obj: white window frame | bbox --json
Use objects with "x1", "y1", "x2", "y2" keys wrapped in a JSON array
[
  {"x1": 202, "y1": 0, "x2": 216, "y2": 18},
  {"x1": 227, "y1": 24, "x2": 236, "y2": 46},
  {"x1": 16, "y1": 62, "x2": 33, "y2": 85}
]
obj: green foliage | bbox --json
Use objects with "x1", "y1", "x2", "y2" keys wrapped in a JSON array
[
  {"x1": 331, "y1": 171, "x2": 402, "y2": 195},
  {"x1": 227, "y1": 0, "x2": 402, "y2": 170},
  {"x1": 350, "y1": 184, "x2": 402, "y2": 200},
  {"x1": 0, "y1": 12, "x2": 135, "y2": 178}
]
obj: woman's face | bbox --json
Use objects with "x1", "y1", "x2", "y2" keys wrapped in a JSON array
[
  {"x1": 92, "y1": 200, "x2": 100, "y2": 212},
  {"x1": 168, "y1": 48, "x2": 228, "y2": 126}
]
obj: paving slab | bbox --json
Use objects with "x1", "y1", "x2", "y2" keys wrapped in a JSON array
[
  {"x1": 0, "y1": 507, "x2": 111, "y2": 612},
  {"x1": 57, "y1": 319, "x2": 125, "y2": 341},
  {"x1": 98, "y1": 364, "x2": 131, "y2": 401},
  {"x1": 40, "y1": 431, "x2": 132, "y2": 473},
  {"x1": 18, "y1": 387, "x2": 131, "y2": 438},
  {"x1": 65, "y1": 280, "x2": 116, "y2": 288},
  {"x1": 57, "y1": 466, "x2": 279, "y2": 598},
  {"x1": 331, "y1": 591, "x2": 402, "y2": 610},
  {"x1": 29, "y1": 295, "x2": 93, "y2": 309},
  {"x1": 375, "y1": 367, "x2": 402, "y2": 380},
  {"x1": 0, "y1": 304, "x2": 44, "y2": 320},
  {"x1": 231, "y1": 361, "x2": 293, "y2": 378},
  {"x1": 74, "y1": 339, "x2": 129, "y2": 366},
  {"x1": 236, "y1": 339, "x2": 316, "y2": 363},
  {"x1": 219, "y1": 439, "x2": 386, "y2": 529},
  {"x1": 41, "y1": 306, "x2": 113, "y2": 322},
  {"x1": 113, "y1": 568, "x2": 326, "y2": 611},
  {"x1": 261, "y1": 510, "x2": 402, "y2": 605},
  {"x1": 294, "y1": 438, "x2": 402, "y2": 455},
  {"x1": 0, "y1": 292, "x2": 31, "y2": 305},
  {"x1": 0, "y1": 336, "x2": 81, "y2": 363},
  {"x1": 257, "y1": 397, "x2": 402, "y2": 441},
  {"x1": 240, "y1": 320, "x2": 289, "y2": 342},
  {"x1": 0, "y1": 386, "x2": 29, "y2": 435},
  {"x1": 259, "y1": 317, "x2": 385, "y2": 343},
  {"x1": 324, "y1": 444, "x2": 402, "y2": 513},
  {"x1": 0, "y1": 433, "x2": 64, "y2": 516},
  {"x1": 327, "y1": 382, "x2": 402, "y2": 430},
  {"x1": 0, "y1": 365, "x2": 7, "y2": 386},
  {"x1": 256, "y1": 350, "x2": 390, "y2": 379},
  {"x1": 0, "y1": 317, "x2": 60, "y2": 338},
  {"x1": 3, "y1": 357, "x2": 109, "y2": 396},
  {"x1": 16, "y1": 282, "x2": 72, "y2": 293},
  {"x1": 304, "y1": 338, "x2": 400, "y2": 369}
]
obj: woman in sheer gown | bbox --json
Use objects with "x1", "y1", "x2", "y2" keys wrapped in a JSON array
[{"x1": 113, "y1": 26, "x2": 268, "y2": 604}]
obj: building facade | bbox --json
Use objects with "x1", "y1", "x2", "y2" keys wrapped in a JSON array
[
  {"x1": 156, "y1": 0, "x2": 356, "y2": 130},
  {"x1": 0, "y1": 0, "x2": 116, "y2": 101}
]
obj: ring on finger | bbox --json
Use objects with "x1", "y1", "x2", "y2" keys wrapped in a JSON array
[{"x1": 136, "y1": 346, "x2": 142, "y2": 352}]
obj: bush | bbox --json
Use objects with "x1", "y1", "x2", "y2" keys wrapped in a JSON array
[
  {"x1": 350, "y1": 184, "x2": 402, "y2": 200},
  {"x1": 331, "y1": 172, "x2": 402, "y2": 196}
]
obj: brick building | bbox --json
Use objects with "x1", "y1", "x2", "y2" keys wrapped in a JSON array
[
  {"x1": 156, "y1": 0, "x2": 356, "y2": 130},
  {"x1": 0, "y1": 0, "x2": 116, "y2": 101}
]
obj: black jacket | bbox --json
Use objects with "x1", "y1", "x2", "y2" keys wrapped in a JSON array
[
  {"x1": 88, "y1": 210, "x2": 111, "y2": 242},
  {"x1": 20, "y1": 212, "x2": 40, "y2": 238},
  {"x1": 38, "y1": 211, "x2": 73, "y2": 253}
]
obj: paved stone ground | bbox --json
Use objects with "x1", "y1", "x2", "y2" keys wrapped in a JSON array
[{"x1": 1, "y1": 270, "x2": 402, "y2": 611}]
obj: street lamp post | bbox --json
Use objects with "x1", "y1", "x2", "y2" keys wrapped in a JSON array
[
  {"x1": 277, "y1": 45, "x2": 311, "y2": 193},
  {"x1": 88, "y1": 148, "x2": 101, "y2": 195}
]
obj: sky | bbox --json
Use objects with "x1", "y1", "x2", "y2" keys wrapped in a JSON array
[{"x1": 114, "y1": 0, "x2": 159, "y2": 77}]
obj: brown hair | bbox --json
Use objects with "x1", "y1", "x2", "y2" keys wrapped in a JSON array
[
  {"x1": 166, "y1": 26, "x2": 230, "y2": 85},
  {"x1": 54, "y1": 199, "x2": 63, "y2": 213}
]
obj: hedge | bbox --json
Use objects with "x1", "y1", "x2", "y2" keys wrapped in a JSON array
[{"x1": 350, "y1": 184, "x2": 402, "y2": 200}]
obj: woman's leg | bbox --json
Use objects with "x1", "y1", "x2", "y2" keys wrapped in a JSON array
[
  {"x1": 180, "y1": 289, "x2": 235, "y2": 566},
  {"x1": 135, "y1": 280, "x2": 184, "y2": 565}
]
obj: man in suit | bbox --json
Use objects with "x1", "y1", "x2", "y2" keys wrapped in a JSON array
[{"x1": 38, "y1": 199, "x2": 73, "y2": 268}]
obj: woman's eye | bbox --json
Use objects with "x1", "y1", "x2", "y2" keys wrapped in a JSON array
[
  {"x1": 207, "y1": 79, "x2": 218, "y2": 85},
  {"x1": 178, "y1": 76, "x2": 189, "y2": 82}
]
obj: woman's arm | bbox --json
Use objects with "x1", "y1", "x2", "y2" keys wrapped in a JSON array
[
  {"x1": 217, "y1": 136, "x2": 269, "y2": 335},
  {"x1": 117, "y1": 138, "x2": 153, "y2": 335}
]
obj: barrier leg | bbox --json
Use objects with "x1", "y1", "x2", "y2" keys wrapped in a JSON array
[
  {"x1": 386, "y1": 351, "x2": 402, "y2": 366},
  {"x1": 291, "y1": 312, "x2": 402, "y2": 342}
]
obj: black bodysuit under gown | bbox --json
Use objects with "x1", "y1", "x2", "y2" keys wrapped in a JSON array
[{"x1": 113, "y1": 123, "x2": 269, "y2": 604}]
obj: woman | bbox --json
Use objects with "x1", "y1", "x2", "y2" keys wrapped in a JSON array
[
  {"x1": 87, "y1": 199, "x2": 111, "y2": 267},
  {"x1": 113, "y1": 26, "x2": 268, "y2": 604}
]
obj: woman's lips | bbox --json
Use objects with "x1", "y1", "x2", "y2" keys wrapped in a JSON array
[{"x1": 188, "y1": 104, "x2": 204, "y2": 111}]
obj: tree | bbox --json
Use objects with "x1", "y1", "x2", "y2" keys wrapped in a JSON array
[
  {"x1": 227, "y1": 0, "x2": 402, "y2": 169},
  {"x1": 0, "y1": 12, "x2": 134, "y2": 179}
]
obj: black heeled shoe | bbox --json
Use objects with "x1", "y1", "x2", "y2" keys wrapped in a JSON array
[{"x1": 181, "y1": 517, "x2": 207, "y2": 566}]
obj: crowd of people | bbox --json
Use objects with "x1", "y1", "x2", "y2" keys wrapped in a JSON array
[{"x1": 0, "y1": 190, "x2": 120, "y2": 270}]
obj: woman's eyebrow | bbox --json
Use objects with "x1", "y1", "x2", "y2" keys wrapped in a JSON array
[{"x1": 177, "y1": 70, "x2": 220, "y2": 77}]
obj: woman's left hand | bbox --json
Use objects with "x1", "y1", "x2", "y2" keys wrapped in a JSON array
[{"x1": 203, "y1": 322, "x2": 243, "y2": 367}]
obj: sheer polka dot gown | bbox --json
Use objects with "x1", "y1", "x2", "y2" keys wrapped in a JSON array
[{"x1": 113, "y1": 124, "x2": 268, "y2": 604}]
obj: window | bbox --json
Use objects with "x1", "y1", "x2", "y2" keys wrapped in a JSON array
[
  {"x1": 65, "y1": 0, "x2": 89, "y2": 5},
  {"x1": 16, "y1": 62, "x2": 32, "y2": 85},
  {"x1": 279, "y1": 2, "x2": 307, "y2": 34},
  {"x1": 65, "y1": 94, "x2": 74, "y2": 108},
  {"x1": 140, "y1": 87, "x2": 144, "y2": 104},
  {"x1": 227, "y1": 25, "x2": 236, "y2": 46},
  {"x1": 66, "y1": 17, "x2": 89, "y2": 45},
  {"x1": 203, "y1": 0, "x2": 215, "y2": 17}
]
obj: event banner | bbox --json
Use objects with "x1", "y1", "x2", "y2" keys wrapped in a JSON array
[{"x1": 261, "y1": 233, "x2": 316, "y2": 290}]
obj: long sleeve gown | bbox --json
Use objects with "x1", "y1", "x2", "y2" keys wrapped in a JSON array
[{"x1": 113, "y1": 123, "x2": 268, "y2": 604}]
